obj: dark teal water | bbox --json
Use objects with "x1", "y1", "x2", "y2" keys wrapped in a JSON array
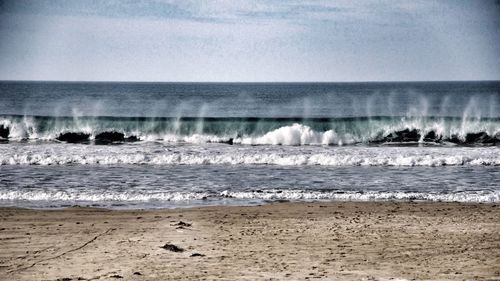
[{"x1": 1, "y1": 81, "x2": 498, "y2": 118}]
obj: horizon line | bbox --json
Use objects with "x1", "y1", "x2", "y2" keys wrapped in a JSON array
[{"x1": 1, "y1": 79, "x2": 499, "y2": 84}]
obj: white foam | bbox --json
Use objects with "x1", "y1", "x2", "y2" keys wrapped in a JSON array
[
  {"x1": 0, "y1": 189, "x2": 497, "y2": 204},
  {"x1": 220, "y1": 189, "x2": 500, "y2": 203},
  {"x1": 238, "y1": 124, "x2": 348, "y2": 145},
  {"x1": 0, "y1": 143, "x2": 499, "y2": 166},
  {"x1": 0, "y1": 190, "x2": 210, "y2": 202}
]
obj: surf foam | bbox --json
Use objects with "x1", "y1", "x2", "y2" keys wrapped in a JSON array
[{"x1": 0, "y1": 143, "x2": 498, "y2": 166}]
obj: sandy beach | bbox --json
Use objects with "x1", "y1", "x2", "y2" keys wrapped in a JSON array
[{"x1": 0, "y1": 201, "x2": 499, "y2": 280}]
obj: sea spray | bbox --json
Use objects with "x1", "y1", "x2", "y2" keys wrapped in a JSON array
[{"x1": 0, "y1": 115, "x2": 498, "y2": 145}]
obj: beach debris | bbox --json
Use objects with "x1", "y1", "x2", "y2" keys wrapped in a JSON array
[
  {"x1": 161, "y1": 243, "x2": 185, "y2": 252},
  {"x1": 172, "y1": 221, "x2": 192, "y2": 227},
  {"x1": 133, "y1": 272, "x2": 142, "y2": 275},
  {"x1": 190, "y1": 253, "x2": 205, "y2": 257},
  {"x1": 109, "y1": 274, "x2": 123, "y2": 278}
]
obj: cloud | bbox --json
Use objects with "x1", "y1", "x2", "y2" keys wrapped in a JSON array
[{"x1": 0, "y1": 0, "x2": 498, "y2": 81}]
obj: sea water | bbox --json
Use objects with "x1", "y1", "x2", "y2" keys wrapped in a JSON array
[{"x1": 0, "y1": 81, "x2": 499, "y2": 208}]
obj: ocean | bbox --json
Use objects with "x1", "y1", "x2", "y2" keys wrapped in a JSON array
[{"x1": 0, "y1": 81, "x2": 499, "y2": 208}]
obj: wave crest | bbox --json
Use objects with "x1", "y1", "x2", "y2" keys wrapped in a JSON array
[{"x1": 1, "y1": 115, "x2": 499, "y2": 146}]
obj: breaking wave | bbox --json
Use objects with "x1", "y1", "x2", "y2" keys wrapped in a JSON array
[
  {"x1": 0, "y1": 189, "x2": 498, "y2": 205},
  {"x1": 0, "y1": 115, "x2": 499, "y2": 146},
  {"x1": 0, "y1": 143, "x2": 498, "y2": 166},
  {"x1": 219, "y1": 189, "x2": 500, "y2": 203}
]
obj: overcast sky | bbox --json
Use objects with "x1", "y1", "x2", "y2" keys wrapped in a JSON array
[{"x1": 0, "y1": 0, "x2": 499, "y2": 82}]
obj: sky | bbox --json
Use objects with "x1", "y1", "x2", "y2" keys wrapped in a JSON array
[{"x1": 0, "y1": 0, "x2": 499, "y2": 82}]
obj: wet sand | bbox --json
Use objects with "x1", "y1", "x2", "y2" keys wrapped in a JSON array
[{"x1": 0, "y1": 202, "x2": 499, "y2": 280}]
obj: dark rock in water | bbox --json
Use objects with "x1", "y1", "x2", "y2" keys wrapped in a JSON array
[
  {"x1": 161, "y1": 243, "x2": 184, "y2": 252},
  {"x1": 124, "y1": 135, "x2": 139, "y2": 142},
  {"x1": 95, "y1": 131, "x2": 124, "y2": 144},
  {"x1": 423, "y1": 131, "x2": 441, "y2": 142},
  {"x1": 385, "y1": 129, "x2": 420, "y2": 142},
  {"x1": 57, "y1": 132, "x2": 90, "y2": 143},
  {"x1": 0, "y1": 125, "x2": 9, "y2": 139},
  {"x1": 190, "y1": 253, "x2": 205, "y2": 257}
]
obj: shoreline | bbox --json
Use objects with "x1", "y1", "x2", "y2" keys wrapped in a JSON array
[
  {"x1": 1, "y1": 201, "x2": 499, "y2": 280},
  {"x1": 1, "y1": 198, "x2": 499, "y2": 210}
]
